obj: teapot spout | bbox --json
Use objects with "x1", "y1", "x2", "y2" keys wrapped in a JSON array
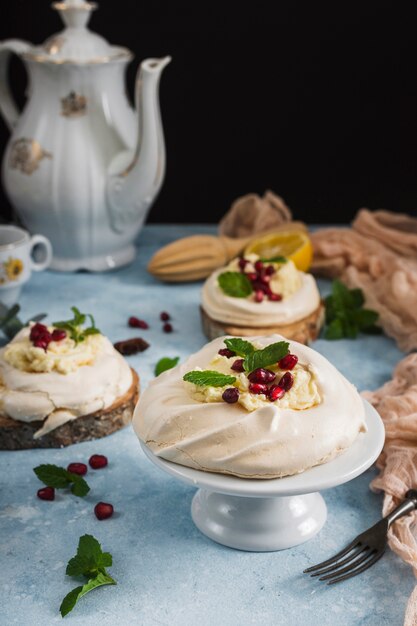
[{"x1": 106, "y1": 56, "x2": 171, "y2": 234}]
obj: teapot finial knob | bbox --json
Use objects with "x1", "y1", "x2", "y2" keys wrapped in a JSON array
[{"x1": 53, "y1": 0, "x2": 97, "y2": 29}]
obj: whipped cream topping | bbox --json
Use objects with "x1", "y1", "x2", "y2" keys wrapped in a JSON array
[
  {"x1": 202, "y1": 257, "x2": 321, "y2": 327},
  {"x1": 134, "y1": 335, "x2": 367, "y2": 479},
  {"x1": 0, "y1": 327, "x2": 133, "y2": 438},
  {"x1": 186, "y1": 351, "x2": 321, "y2": 412}
]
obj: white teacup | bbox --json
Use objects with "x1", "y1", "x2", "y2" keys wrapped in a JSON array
[{"x1": 0, "y1": 225, "x2": 52, "y2": 306}]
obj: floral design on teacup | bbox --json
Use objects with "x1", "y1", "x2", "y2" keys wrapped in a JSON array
[{"x1": 0, "y1": 257, "x2": 24, "y2": 284}]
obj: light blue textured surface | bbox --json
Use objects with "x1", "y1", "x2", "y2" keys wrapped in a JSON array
[{"x1": 0, "y1": 225, "x2": 413, "y2": 626}]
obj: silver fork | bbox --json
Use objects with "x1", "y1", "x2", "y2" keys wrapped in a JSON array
[{"x1": 304, "y1": 489, "x2": 417, "y2": 585}]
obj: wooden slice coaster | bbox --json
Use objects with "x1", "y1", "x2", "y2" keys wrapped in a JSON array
[
  {"x1": 200, "y1": 303, "x2": 325, "y2": 345},
  {"x1": 0, "y1": 368, "x2": 139, "y2": 450}
]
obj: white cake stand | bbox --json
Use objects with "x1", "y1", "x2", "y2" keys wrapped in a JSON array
[{"x1": 140, "y1": 399, "x2": 384, "y2": 552}]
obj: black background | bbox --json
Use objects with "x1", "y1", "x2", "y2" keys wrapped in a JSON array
[{"x1": 0, "y1": 0, "x2": 416, "y2": 224}]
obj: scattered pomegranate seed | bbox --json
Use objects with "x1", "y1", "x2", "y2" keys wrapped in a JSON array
[
  {"x1": 246, "y1": 272, "x2": 258, "y2": 281},
  {"x1": 67, "y1": 462, "x2": 88, "y2": 476},
  {"x1": 222, "y1": 387, "x2": 239, "y2": 403},
  {"x1": 255, "y1": 290, "x2": 264, "y2": 303},
  {"x1": 248, "y1": 368, "x2": 276, "y2": 384},
  {"x1": 129, "y1": 316, "x2": 149, "y2": 329},
  {"x1": 94, "y1": 502, "x2": 114, "y2": 520},
  {"x1": 278, "y1": 354, "x2": 298, "y2": 370},
  {"x1": 269, "y1": 385, "x2": 285, "y2": 401},
  {"x1": 160, "y1": 312, "x2": 170, "y2": 321},
  {"x1": 268, "y1": 293, "x2": 282, "y2": 301},
  {"x1": 37, "y1": 486, "x2": 55, "y2": 501},
  {"x1": 254, "y1": 260, "x2": 264, "y2": 272},
  {"x1": 249, "y1": 382, "x2": 269, "y2": 395},
  {"x1": 231, "y1": 358, "x2": 245, "y2": 372},
  {"x1": 238, "y1": 258, "x2": 248, "y2": 271},
  {"x1": 265, "y1": 265, "x2": 275, "y2": 276},
  {"x1": 218, "y1": 348, "x2": 236, "y2": 358},
  {"x1": 89, "y1": 454, "x2": 108, "y2": 469},
  {"x1": 51, "y1": 329, "x2": 67, "y2": 342},
  {"x1": 279, "y1": 372, "x2": 294, "y2": 391},
  {"x1": 163, "y1": 322, "x2": 173, "y2": 333}
]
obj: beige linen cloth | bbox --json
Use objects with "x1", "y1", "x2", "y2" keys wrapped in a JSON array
[{"x1": 220, "y1": 193, "x2": 417, "y2": 625}]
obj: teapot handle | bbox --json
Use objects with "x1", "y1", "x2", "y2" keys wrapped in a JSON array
[{"x1": 0, "y1": 40, "x2": 31, "y2": 132}]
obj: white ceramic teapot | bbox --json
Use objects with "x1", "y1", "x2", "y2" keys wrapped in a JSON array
[{"x1": 0, "y1": 0, "x2": 171, "y2": 271}]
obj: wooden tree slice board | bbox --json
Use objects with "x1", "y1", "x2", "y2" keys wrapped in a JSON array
[
  {"x1": 0, "y1": 369, "x2": 139, "y2": 450},
  {"x1": 200, "y1": 304, "x2": 325, "y2": 345}
]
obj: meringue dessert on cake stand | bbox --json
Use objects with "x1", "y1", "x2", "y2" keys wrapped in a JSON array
[{"x1": 134, "y1": 336, "x2": 384, "y2": 551}]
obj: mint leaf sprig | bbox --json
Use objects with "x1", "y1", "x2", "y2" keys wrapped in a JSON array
[
  {"x1": 60, "y1": 535, "x2": 116, "y2": 617},
  {"x1": 218, "y1": 272, "x2": 253, "y2": 298},
  {"x1": 183, "y1": 370, "x2": 236, "y2": 387},
  {"x1": 34, "y1": 464, "x2": 90, "y2": 497},
  {"x1": 324, "y1": 280, "x2": 381, "y2": 340},
  {"x1": 53, "y1": 306, "x2": 100, "y2": 344},
  {"x1": 155, "y1": 356, "x2": 180, "y2": 376},
  {"x1": 224, "y1": 338, "x2": 255, "y2": 357}
]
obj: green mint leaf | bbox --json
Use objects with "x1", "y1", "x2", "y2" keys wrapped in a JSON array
[
  {"x1": 70, "y1": 475, "x2": 90, "y2": 497},
  {"x1": 66, "y1": 535, "x2": 110, "y2": 577},
  {"x1": 352, "y1": 308, "x2": 379, "y2": 329},
  {"x1": 224, "y1": 338, "x2": 255, "y2": 357},
  {"x1": 243, "y1": 341, "x2": 289, "y2": 373},
  {"x1": 183, "y1": 370, "x2": 236, "y2": 387},
  {"x1": 324, "y1": 318, "x2": 344, "y2": 340},
  {"x1": 53, "y1": 307, "x2": 101, "y2": 344},
  {"x1": 60, "y1": 573, "x2": 116, "y2": 617},
  {"x1": 155, "y1": 356, "x2": 180, "y2": 376},
  {"x1": 34, "y1": 464, "x2": 90, "y2": 496},
  {"x1": 218, "y1": 272, "x2": 253, "y2": 298},
  {"x1": 34, "y1": 464, "x2": 72, "y2": 489},
  {"x1": 350, "y1": 288, "x2": 365, "y2": 309},
  {"x1": 260, "y1": 256, "x2": 287, "y2": 263}
]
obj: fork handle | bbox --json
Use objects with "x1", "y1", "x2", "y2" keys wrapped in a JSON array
[{"x1": 386, "y1": 489, "x2": 417, "y2": 527}]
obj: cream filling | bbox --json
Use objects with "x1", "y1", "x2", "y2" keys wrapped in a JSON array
[
  {"x1": 185, "y1": 352, "x2": 321, "y2": 412},
  {"x1": 202, "y1": 259, "x2": 321, "y2": 327},
  {"x1": 133, "y1": 335, "x2": 367, "y2": 479},
  {"x1": 0, "y1": 328, "x2": 132, "y2": 438}
]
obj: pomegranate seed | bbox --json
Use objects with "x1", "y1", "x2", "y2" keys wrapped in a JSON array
[
  {"x1": 254, "y1": 290, "x2": 264, "y2": 303},
  {"x1": 129, "y1": 316, "x2": 149, "y2": 329},
  {"x1": 248, "y1": 368, "x2": 276, "y2": 384},
  {"x1": 268, "y1": 293, "x2": 282, "y2": 301},
  {"x1": 259, "y1": 273, "x2": 271, "y2": 284},
  {"x1": 269, "y1": 385, "x2": 285, "y2": 401},
  {"x1": 163, "y1": 323, "x2": 173, "y2": 333},
  {"x1": 30, "y1": 323, "x2": 49, "y2": 341},
  {"x1": 94, "y1": 502, "x2": 114, "y2": 520},
  {"x1": 222, "y1": 387, "x2": 239, "y2": 403},
  {"x1": 34, "y1": 339, "x2": 49, "y2": 350},
  {"x1": 279, "y1": 372, "x2": 294, "y2": 391},
  {"x1": 246, "y1": 272, "x2": 258, "y2": 281},
  {"x1": 67, "y1": 462, "x2": 88, "y2": 476},
  {"x1": 249, "y1": 382, "x2": 269, "y2": 395},
  {"x1": 51, "y1": 329, "x2": 67, "y2": 342},
  {"x1": 238, "y1": 258, "x2": 248, "y2": 271},
  {"x1": 160, "y1": 312, "x2": 170, "y2": 321},
  {"x1": 218, "y1": 348, "x2": 236, "y2": 358},
  {"x1": 278, "y1": 354, "x2": 298, "y2": 370},
  {"x1": 253, "y1": 281, "x2": 272, "y2": 295},
  {"x1": 37, "y1": 486, "x2": 55, "y2": 501},
  {"x1": 231, "y1": 358, "x2": 245, "y2": 372},
  {"x1": 265, "y1": 265, "x2": 275, "y2": 276},
  {"x1": 89, "y1": 454, "x2": 108, "y2": 469},
  {"x1": 254, "y1": 260, "x2": 264, "y2": 272}
]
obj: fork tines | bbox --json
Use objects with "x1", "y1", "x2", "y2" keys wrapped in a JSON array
[{"x1": 304, "y1": 541, "x2": 385, "y2": 585}]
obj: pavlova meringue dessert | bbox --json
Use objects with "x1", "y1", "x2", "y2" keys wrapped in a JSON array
[
  {"x1": 201, "y1": 254, "x2": 324, "y2": 344},
  {"x1": 134, "y1": 335, "x2": 366, "y2": 479},
  {"x1": 0, "y1": 307, "x2": 138, "y2": 449}
]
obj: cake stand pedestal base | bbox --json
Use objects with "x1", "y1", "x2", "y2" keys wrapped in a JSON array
[{"x1": 191, "y1": 490, "x2": 327, "y2": 551}]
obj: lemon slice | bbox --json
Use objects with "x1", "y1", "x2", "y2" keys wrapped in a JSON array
[{"x1": 244, "y1": 231, "x2": 313, "y2": 272}]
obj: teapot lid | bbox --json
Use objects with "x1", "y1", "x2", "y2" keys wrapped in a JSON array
[{"x1": 23, "y1": 0, "x2": 133, "y2": 65}]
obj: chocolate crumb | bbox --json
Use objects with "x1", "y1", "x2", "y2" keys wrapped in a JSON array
[{"x1": 114, "y1": 337, "x2": 150, "y2": 356}]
